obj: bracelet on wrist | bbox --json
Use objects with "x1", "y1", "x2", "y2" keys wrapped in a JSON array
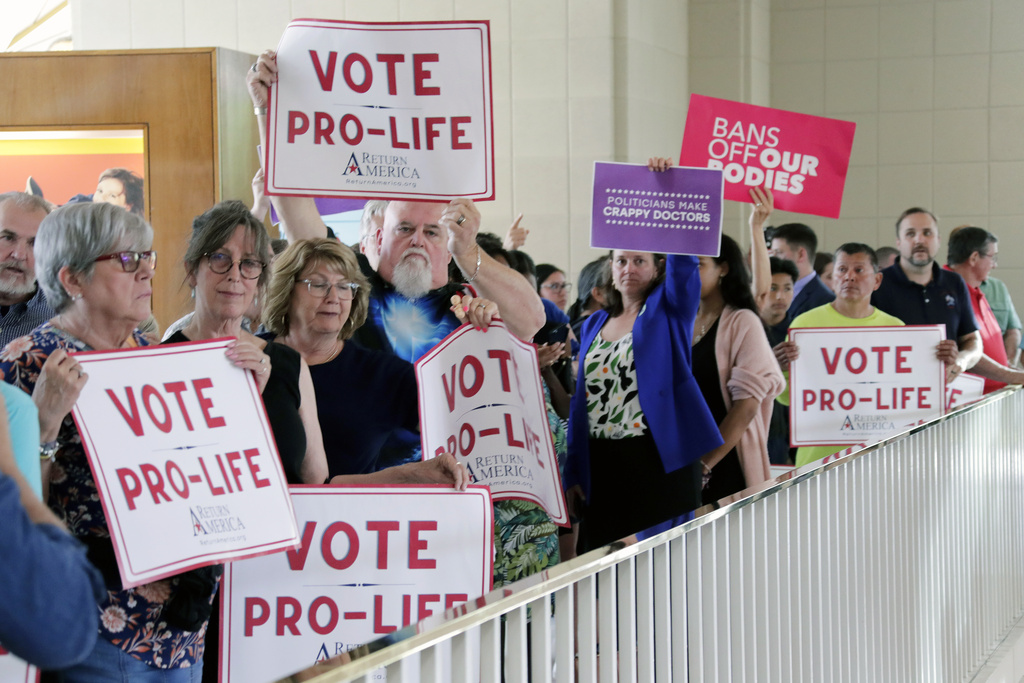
[
  {"x1": 254, "y1": 105, "x2": 267, "y2": 116},
  {"x1": 462, "y1": 244, "x2": 482, "y2": 283}
]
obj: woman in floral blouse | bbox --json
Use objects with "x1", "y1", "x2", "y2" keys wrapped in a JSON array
[
  {"x1": 563, "y1": 158, "x2": 724, "y2": 553},
  {"x1": 0, "y1": 203, "x2": 212, "y2": 681}
]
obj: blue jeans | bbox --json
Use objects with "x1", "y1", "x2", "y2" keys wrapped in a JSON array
[{"x1": 56, "y1": 637, "x2": 203, "y2": 683}]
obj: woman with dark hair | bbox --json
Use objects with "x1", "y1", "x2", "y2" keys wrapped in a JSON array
[
  {"x1": 536, "y1": 263, "x2": 571, "y2": 312},
  {"x1": 563, "y1": 158, "x2": 724, "y2": 553},
  {"x1": 693, "y1": 234, "x2": 785, "y2": 504},
  {"x1": 164, "y1": 200, "x2": 327, "y2": 486},
  {"x1": 815, "y1": 251, "x2": 835, "y2": 293}
]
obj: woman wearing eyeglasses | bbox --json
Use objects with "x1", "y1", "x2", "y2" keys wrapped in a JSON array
[
  {"x1": 536, "y1": 264, "x2": 572, "y2": 312},
  {"x1": 163, "y1": 201, "x2": 328, "y2": 488},
  {"x1": 261, "y1": 239, "x2": 470, "y2": 485},
  {"x1": 0, "y1": 203, "x2": 213, "y2": 680}
]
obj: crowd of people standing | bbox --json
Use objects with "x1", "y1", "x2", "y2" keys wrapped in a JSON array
[{"x1": 2, "y1": 48, "x2": 1021, "y2": 683}]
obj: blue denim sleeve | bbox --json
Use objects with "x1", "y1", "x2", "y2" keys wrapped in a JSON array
[{"x1": 0, "y1": 474, "x2": 103, "y2": 669}]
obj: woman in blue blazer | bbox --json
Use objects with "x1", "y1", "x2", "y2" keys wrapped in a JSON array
[{"x1": 565, "y1": 161, "x2": 723, "y2": 551}]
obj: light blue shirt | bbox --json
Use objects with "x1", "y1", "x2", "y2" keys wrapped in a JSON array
[
  {"x1": 1, "y1": 382, "x2": 41, "y2": 497},
  {"x1": 791, "y1": 269, "x2": 817, "y2": 303}
]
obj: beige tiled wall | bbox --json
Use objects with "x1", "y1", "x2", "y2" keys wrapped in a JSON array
[
  {"x1": 69, "y1": 0, "x2": 1024, "y2": 300},
  {"x1": 769, "y1": 0, "x2": 1024, "y2": 301},
  {"x1": 70, "y1": 0, "x2": 687, "y2": 284},
  {"x1": 688, "y1": 0, "x2": 772, "y2": 243}
]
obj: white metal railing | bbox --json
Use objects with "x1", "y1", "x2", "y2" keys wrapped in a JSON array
[{"x1": 277, "y1": 387, "x2": 1024, "y2": 683}]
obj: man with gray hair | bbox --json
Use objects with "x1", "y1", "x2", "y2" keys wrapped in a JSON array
[
  {"x1": 0, "y1": 192, "x2": 54, "y2": 347},
  {"x1": 358, "y1": 200, "x2": 388, "y2": 271},
  {"x1": 945, "y1": 226, "x2": 1024, "y2": 393}
]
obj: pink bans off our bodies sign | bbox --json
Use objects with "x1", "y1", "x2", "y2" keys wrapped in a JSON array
[{"x1": 679, "y1": 94, "x2": 856, "y2": 218}]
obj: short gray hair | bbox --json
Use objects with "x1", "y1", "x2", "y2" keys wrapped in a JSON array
[
  {"x1": 359, "y1": 200, "x2": 388, "y2": 240},
  {"x1": 0, "y1": 191, "x2": 51, "y2": 216},
  {"x1": 36, "y1": 203, "x2": 153, "y2": 313}
]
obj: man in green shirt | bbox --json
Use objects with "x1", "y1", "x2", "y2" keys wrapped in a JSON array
[{"x1": 775, "y1": 243, "x2": 958, "y2": 466}]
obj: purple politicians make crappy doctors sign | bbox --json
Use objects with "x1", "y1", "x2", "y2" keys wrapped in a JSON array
[
  {"x1": 70, "y1": 338, "x2": 300, "y2": 589},
  {"x1": 591, "y1": 161, "x2": 724, "y2": 256},
  {"x1": 265, "y1": 19, "x2": 494, "y2": 201}
]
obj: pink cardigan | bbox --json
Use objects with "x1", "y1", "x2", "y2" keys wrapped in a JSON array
[{"x1": 714, "y1": 306, "x2": 786, "y2": 487}]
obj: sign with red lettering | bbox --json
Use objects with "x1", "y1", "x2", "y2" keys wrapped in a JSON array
[
  {"x1": 220, "y1": 486, "x2": 492, "y2": 683},
  {"x1": 416, "y1": 320, "x2": 569, "y2": 526},
  {"x1": 70, "y1": 339, "x2": 299, "y2": 588},
  {"x1": 266, "y1": 19, "x2": 494, "y2": 201},
  {"x1": 945, "y1": 372, "x2": 985, "y2": 411},
  {"x1": 0, "y1": 647, "x2": 37, "y2": 683},
  {"x1": 679, "y1": 94, "x2": 856, "y2": 218},
  {"x1": 789, "y1": 326, "x2": 945, "y2": 446}
]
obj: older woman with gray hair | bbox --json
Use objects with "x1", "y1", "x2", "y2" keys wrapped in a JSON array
[
  {"x1": 262, "y1": 238, "x2": 467, "y2": 487},
  {"x1": 0, "y1": 202, "x2": 214, "y2": 680}
]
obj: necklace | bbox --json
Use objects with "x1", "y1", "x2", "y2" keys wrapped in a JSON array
[
  {"x1": 320, "y1": 342, "x2": 342, "y2": 364},
  {"x1": 693, "y1": 304, "x2": 723, "y2": 344}
]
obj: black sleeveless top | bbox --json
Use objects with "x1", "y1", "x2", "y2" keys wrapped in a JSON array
[{"x1": 163, "y1": 331, "x2": 307, "y2": 485}]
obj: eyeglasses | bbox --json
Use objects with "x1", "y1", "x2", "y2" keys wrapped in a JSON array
[
  {"x1": 93, "y1": 250, "x2": 157, "y2": 273},
  {"x1": 300, "y1": 279, "x2": 360, "y2": 300},
  {"x1": 205, "y1": 252, "x2": 264, "y2": 280},
  {"x1": 542, "y1": 282, "x2": 573, "y2": 292}
]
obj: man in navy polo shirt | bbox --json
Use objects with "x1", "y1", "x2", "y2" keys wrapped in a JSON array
[{"x1": 872, "y1": 207, "x2": 981, "y2": 383}]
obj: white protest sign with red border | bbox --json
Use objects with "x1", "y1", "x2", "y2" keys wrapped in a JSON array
[
  {"x1": 220, "y1": 485, "x2": 493, "y2": 683},
  {"x1": 679, "y1": 94, "x2": 856, "y2": 218},
  {"x1": 415, "y1": 319, "x2": 569, "y2": 526},
  {"x1": 945, "y1": 372, "x2": 985, "y2": 411},
  {"x1": 0, "y1": 647, "x2": 36, "y2": 683},
  {"x1": 267, "y1": 19, "x2": 494, "y2": 201},
  {"x1": 70, "y1": 339, "x2": 299, "y2": 589},
  {"x1": 789, "y1": 326, "x2": 945, "y2": 446}
]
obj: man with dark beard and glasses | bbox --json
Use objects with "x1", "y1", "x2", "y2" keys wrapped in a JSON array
[{"x1": 0, "y1": 193, "x2": 53, "y2": 348}]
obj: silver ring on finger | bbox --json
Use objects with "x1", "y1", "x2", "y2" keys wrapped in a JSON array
[
  {"x1": 250, "y1": 63, "x2": 258, "y2": 73},
  {"x1": 260, "y1": 356, "x2": 267, "y2": 365},
  {"x1": 456, "y1": 214, "x2": 466, "y2": 225}
]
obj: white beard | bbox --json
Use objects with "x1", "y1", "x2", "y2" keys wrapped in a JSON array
[
  {"x1": 0, "y1": 262, "x2": 36, "y2": 298},
  {"x1": 391, "y1": 248, "x2": 433, "y2": 299}
]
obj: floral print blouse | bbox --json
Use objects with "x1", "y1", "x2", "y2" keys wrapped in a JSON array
[
  {"x1": 0, "y1": 323, "x2": 210, "y2": 670},
  {"x1": 584, "y1": 332, "x2": 649, "y2": 439}
]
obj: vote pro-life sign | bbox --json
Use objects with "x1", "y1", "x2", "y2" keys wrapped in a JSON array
[
  {"x1": 591, "y1": 161, "x2": 724, "y2": 256},
  {"x1": 266, "y1": 19, "x2": 494, "y2": 201},
  {"x1": 416, "y1": 320, "x2": 569, "y2": 526},
  {"x1": 221, "y1": 486, "x2": 492, "y2": 683},
  {"x1": 71, "y1": 339, "x2": 299, "y2": 588},
  {"x1": 789, "y1": 326, "x2": 946, "y2": 446},
  {"x1": 679, "y1": 94, "x2": 856, "y2": 218}
]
